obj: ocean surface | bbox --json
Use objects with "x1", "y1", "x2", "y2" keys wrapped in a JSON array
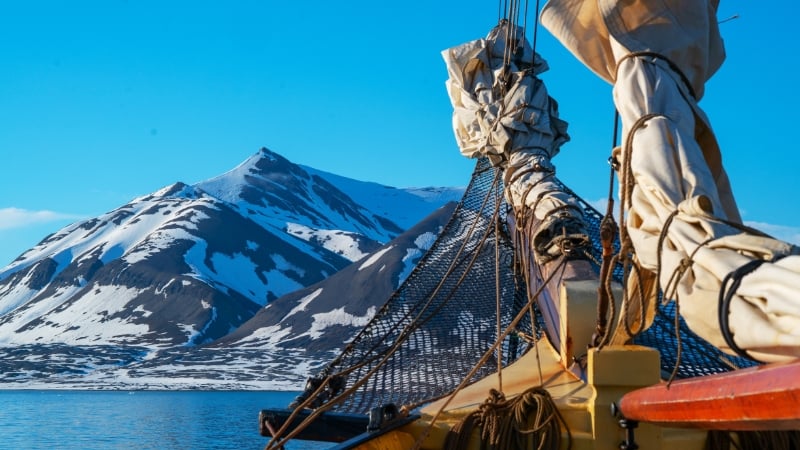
[{"x1": 0, "y1": 390, "x2": 330, "y2": 450}]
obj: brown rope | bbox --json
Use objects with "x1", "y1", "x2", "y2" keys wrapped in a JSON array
[
  {"x1": 512, "y1": 204, "x2": 546, "y2": 385},
  {"x1": 443, "y1": 387, "x2": 570, "y2": 450},
  {"x1": 410, "y1": 255, "x2": 570, "y2": 450},
  {"x1": 615, "y1": 51, "x2": 696, "y2": 100},
  {"x1": 718, "y1": 255, "x2": 787, "y2": 364},
  {"x1": 603, "y1": 112, "x2": 664, "y2": 346},
  {"x1": 593, "y1": 111, "x2": 621, "y2": 349},
  {"x1": 265, "y1": 170, "x2": 508, "y2": 450},
  {"x1": 592, "y1": 207, "x2": 617, "y2": 348}
]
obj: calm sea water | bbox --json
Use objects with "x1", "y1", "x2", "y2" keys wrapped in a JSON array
[{"x1": 0, "y1": 390, "x2": 330, "y2": 450}]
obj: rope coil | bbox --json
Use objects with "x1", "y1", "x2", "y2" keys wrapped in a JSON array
[{"x1": 444, "y1": 387, "x2": 570, "y2": 450}]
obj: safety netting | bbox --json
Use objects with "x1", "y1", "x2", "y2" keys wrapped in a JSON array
[
  {"x1": 303, "y1": 157, "x2": 534, "y2": 415},
  {"x1": 297, "y1": 157, "x2": 754, "y2": 417}
]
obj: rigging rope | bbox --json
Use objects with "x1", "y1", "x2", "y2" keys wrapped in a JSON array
[
  {"x1": 411, "y1": 254, "x2": 570, "y2": 450},
  {"x1": 495, "y1": 183, "x2": 504, "y2": 393},
  {"x1": 265, "y1": 165, "x2": 518, "y2": 450},
  {"x1": 592, "y1": 110, "x2": 620, "y2": 349}
]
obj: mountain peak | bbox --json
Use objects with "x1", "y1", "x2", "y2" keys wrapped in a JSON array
[
  {"x1": 0, "y1": 147, "x2": 464, "y2": 349},
  {"x1": 256, "y1": 146, "x2": 282, "y2": 162}
]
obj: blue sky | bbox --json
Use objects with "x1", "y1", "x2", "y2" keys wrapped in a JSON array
[{"x1": 1, "y1": 1, "x2": 799, "y2": 267}]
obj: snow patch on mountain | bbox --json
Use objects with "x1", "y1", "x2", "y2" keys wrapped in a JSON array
[
  {"x1": 0, "y1": 276, "x2": 36, "y2": 316},
  {"x1": 237, "y1": 324, "x2": 294, "y2": 350},
  {"x1": 306, "y1": 306, "x2": 377, "y2": 340},
  {"x1": 208, "y1": 251, "x2": 267, "y2": 304},
  {"x1": 6, "y1": 285, "x2": 148, "y2": 345},
  {"x1": 286, "y1": 223, "x2": 366, "y2": 262},
  {"x1": 358, "y1": 246, "x2": 394, "y2": 272},
  {"x1": 2, "y1": 185, "x2": 214, "y2": 279},
  {"x1": 285, "y1": 288, "x2": 323, "y2": 319}
]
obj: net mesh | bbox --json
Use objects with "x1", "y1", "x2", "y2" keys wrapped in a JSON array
[
  {"x1": 316, "y1": 158, "x2": 534, "y2": 415},
  {"x1": 311, "y1": 158, "x2": 755, "y2": 416}
]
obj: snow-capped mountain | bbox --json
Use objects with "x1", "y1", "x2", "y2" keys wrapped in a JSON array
[
  {"x1": 0, "y1": 147, "x2": 464, "y2": 388},
  {"x1": 81, "y1": 203, "x2": 457, "y2": 390}
]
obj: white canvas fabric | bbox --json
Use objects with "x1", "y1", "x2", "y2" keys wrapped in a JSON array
[
  {"x1": 442, "y1": 21, "x2": 586, "y2": 262},
  {"x1": 542, "y1": 0, "x2": 800, "y2": 362}
]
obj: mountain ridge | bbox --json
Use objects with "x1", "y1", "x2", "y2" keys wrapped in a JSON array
[{"x1": 0, "y1": 147, "x2": 465, "y2": 389}]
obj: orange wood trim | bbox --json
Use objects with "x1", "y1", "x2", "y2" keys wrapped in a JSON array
[{"x1": 618, "y1": 359, "x2": 800, "y2": 430}]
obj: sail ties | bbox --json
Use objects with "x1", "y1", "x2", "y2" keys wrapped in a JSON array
[
  {"x1": 718, "y1": 255, "x2": 788, "y2": 363},
  {"x1": 505, "y1": 155, "x2": 590, "y2": 264},
  {"x1": 614, "y1": 51, "x2": 697, "y2": 100},
  {"x1": 593, "y1": 109, "x2": 665, "y2": 350},
  {"x1": 442, "y1": 19, "x2": 590, "y2": 264},
  {"x1": 600, "y1": 47, "x2": 800, "y2": 362}
]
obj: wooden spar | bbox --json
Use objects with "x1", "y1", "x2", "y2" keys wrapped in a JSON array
[
  {"x1": 506, "y1": 213, "x2": 600, "y2": 367},
  {"x1": 618, "y1": 358, "x2": 800, "y2": 430}
]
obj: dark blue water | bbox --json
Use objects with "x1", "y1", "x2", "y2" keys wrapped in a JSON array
[{"x1": 0, "y1": 390, "x2": 329, "y2": 450}]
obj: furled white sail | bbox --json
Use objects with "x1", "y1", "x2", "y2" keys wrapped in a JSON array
[
  {"x1": 442, "y1": 20, "x2": 587, "y2": 263},
  {"x1": 542, "y1": 0, "x2": 800, "y2": 362}
]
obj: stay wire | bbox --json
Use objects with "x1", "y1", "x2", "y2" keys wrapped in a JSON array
[{"x1": 531, "y1": 0, "x2": 540, "y2": 60}]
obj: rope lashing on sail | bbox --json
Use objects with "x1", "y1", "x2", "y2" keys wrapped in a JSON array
[
  {"x1": 444, "y1": 0, "x2": 590, "y2": 265},
  {"x1": 443, "y1": 387, "x2": 570, "y2": 450},
  {"x1": 615, "y1": 52, "x2": 698, "y2": 100},
  {"x1": 607, "y1": 100, "x2": 728, "y2": 360},
  {"x1": 718, "y1": 255, "x2": 788, "y2": 363},
  {"x1": 505, "y1": 162, "x2": 590, "y2": 265},
  {"x1": 597, "y1": 40, "x2": 800, "y2": 363}
]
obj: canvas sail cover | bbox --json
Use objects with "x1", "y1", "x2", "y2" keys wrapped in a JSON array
[
  {"x1": 541, "y1": 0, "x2": 800, "y2": 362},
  {"x1": 442, "y1": 20, "x2": 587, "y2": 263}
]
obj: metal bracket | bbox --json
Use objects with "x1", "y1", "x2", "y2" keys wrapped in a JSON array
[
  {"x1": 367, "y1": 403, "x2": 399, "y2": 432},
  {"x1": 612, "y1": 402, "x2": 639, "y2": 450}
]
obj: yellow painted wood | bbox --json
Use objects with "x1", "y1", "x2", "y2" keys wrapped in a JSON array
[
  {"x1": 559, "y1": 279, "x2": 603, "y2": 364},
  {"x1": 588, "y1": 345, "x2": 661, "y2": 450},
  {"x1": 588, "y1": 345, "x2": 661, "y2": 387},
  {"x1": 350, "y1": 430, "x2": 418, "y2": 450}
]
